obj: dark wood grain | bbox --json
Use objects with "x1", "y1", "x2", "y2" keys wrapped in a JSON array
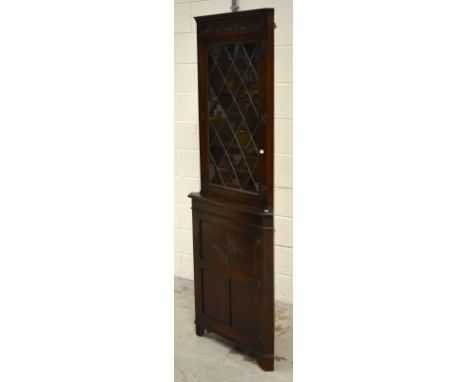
[{"x1": 190, "y1": 8, "x2": 275, "y2": 372}]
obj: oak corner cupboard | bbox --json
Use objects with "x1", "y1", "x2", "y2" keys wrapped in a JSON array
[{"x1": 188, "y1": 8, "x2": 275, "y2": 371}]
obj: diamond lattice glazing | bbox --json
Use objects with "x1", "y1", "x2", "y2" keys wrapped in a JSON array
[{"x1": 207, "y1": 42, "x2": 260, "y2": 194}]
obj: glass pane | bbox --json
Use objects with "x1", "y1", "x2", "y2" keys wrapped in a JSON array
[{"x1": 207, "y1": 42, "x2": 260, "y2": 194}]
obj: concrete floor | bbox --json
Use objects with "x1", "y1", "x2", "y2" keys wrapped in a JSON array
[{"x1": 174, "y1": 277, "x2": 293, "y2": 381}]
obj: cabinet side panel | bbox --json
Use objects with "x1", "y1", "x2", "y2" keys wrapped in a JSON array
[
  {"x1": 196, "y1": 32, "x2": 209, "y2": 192},
  {"x1": 265, "y1": 13, "x2": 274, "y2": 208},
  {"x1": 192, "y1": 211, "x2": 204, "y2": 325},
  {"x1": 260, "y1": 226, "x2": 275, "y2": 360}
]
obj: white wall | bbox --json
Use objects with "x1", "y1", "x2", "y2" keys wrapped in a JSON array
[{"x1": 174, "y1": 0, "x2": 293, "y2": 303}]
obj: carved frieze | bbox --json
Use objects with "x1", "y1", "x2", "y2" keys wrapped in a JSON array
[{"x1": 199, "y1": 17, "x2": 264, "y2": 36}]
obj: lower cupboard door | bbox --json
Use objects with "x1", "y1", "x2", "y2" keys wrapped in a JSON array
[
  {"x1": 230, "y1": 279, "x2": 260, "y2": 337},
  {"x1": 202, "y1": 268, "x2": 261, "y2": 338}
]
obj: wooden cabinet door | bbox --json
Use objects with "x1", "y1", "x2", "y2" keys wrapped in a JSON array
[{"x1": 197, "y1": 214, "x2": 262, "y2": 342}]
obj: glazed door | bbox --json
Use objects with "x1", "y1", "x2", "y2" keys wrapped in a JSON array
[{"x1": 197, "y1": 33, "x2": 272, "y2": 206}]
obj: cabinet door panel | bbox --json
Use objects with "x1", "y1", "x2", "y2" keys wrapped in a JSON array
[
  {"x1": 202, "y1": 269, "x2": 230, "y2": 325},
  {"x1": 230, "y1": 279, "x2": 260, "y2": 337},
  {"x1": 201, "y1": 219, "x2": 256, "y2": 278}
]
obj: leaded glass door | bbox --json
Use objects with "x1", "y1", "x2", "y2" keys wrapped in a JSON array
[
  {"x1": 206, "y1": 42, "x2": 261, "y2": 195},
  {"x1": 196, "y1": 15, "x2": 273, "y2": 208}
]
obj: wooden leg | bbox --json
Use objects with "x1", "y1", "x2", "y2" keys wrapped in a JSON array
[
  {"x1": 195, "y1": 324, "x2": 204, "y2": 336},
  {"x1": 257, "y1": 357, "x2": 274, "y2": 371}
]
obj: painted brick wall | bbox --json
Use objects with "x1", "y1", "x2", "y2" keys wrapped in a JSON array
[{"x1": 174, "y1": 0, "x2": 293, "y2": 303}]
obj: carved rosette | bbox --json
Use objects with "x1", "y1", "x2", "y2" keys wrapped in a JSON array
[{"x1": 211, "y1": 233, "x2": 246, "y2": 263}]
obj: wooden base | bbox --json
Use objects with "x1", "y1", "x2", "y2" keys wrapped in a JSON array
[
  {"x1": 195, "y1": 325, "x2": 205, "y2": 336},
  {"x1": 195, "y1": 324, "x2": 274, "y2": 371},
  {"x1": 258, "y1": 357, "x2": 274, "y2": 372}
]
